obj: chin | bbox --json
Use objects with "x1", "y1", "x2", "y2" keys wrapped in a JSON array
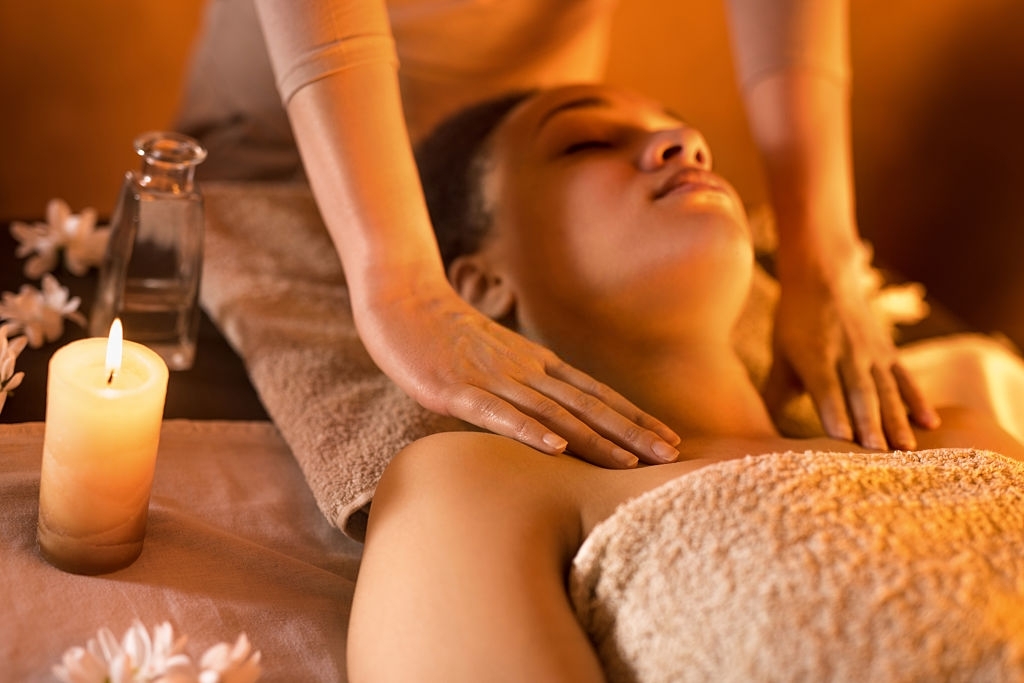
[
  {"x1": 614, "y1": 242, "x2": 754, "y2": 318},
  {"x1": 662, "y1": 211, "x2": 753, "y2": 265}
]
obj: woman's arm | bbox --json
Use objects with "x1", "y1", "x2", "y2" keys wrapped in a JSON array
[
  {"x1": 252, "y1": 0, "x2": 680, "y2": 467},
  {"x1": 350, "y1": 432, "x2": 605, "y2": 681},
  {"x1": 724, "y1": 0, "x2": 940, "y2": 450}
]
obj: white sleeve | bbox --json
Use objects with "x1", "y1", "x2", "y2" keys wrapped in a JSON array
[
  {"x1": 724, "y1": 0, "x2": 851, "y2": 91},
  {"x1": 255, "y1": 0, "x2": 399, "y2": 105}
]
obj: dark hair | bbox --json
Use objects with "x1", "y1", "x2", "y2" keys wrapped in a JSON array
[{"x1": 414, "y1": 91, "x2": 535, "y2": 270}]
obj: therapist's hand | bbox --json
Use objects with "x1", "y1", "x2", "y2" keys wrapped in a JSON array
[
  {"x1": 762, "y1": 247, "x2": 940, "y2": 450},
  {"x1": 354, "y1": 279, "x2": 681, "y2": 468}
]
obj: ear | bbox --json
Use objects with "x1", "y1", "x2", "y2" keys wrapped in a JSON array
[{"x1": 447, "y1": 254, "x2": 515, "y2": 320}]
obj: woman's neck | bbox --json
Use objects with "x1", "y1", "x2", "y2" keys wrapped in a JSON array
[{"x1": 575, "y1": 336, "x2": 779, "y2": 441}]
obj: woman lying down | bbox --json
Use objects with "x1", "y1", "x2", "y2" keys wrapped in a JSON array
[{"x1": 348, "y1": 84, "x2": 1024, "y2": 682}]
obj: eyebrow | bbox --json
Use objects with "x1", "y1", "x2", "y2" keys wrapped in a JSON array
[
  {"x1": 535, "y1": 96, "x2": 689, "y2": 137},
  {"x1": 535, "y1": 96, "x2": 613, "y2": 134}
]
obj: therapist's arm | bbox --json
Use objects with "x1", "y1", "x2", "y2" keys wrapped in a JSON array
[
  {"x1": 252, "y1": 0, "x2": 679, "y2": 468},
  {"x1": 725, "y1": 0, "x2": 939, "y2": 449}
]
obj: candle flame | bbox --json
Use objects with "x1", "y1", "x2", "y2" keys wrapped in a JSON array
[{"x1": 106, "y1": 319, "x2": 123, "y2": 384}]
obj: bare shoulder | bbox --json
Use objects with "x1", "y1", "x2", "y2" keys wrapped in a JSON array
[
  {"x1": 384, "y1": 431, "x2": 592, "y2": 508},
  {"x1": 396, "y1": 431, "x2": 553, "y2": 470},
  {"x1": 394, "y1": 433, "x2": 742, "y2": 537}
]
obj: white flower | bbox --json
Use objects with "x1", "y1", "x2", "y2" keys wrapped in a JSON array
[
  {"x1": 0, "y1": 327, "x2": 27, "y2": 416},
  {"x1": 852, "y1": 241, "x2": 931, "y2": 329},
  {"x1": 53, "y1": 620, "x2": 195, "y2": 683},
  {"x1": 63, "y1": 205, "x2": 111, "y2": 276},
  {"x1": 874, "y1": 281, "x2": 931, "y2": 327},
  {"x1": 123, "y1": 621, "x2": 195, "y2": 682},
  {"x1": 9, "y1": 198, "x2": 110, "y2": 278},
  {"x1": 52, "y1": 644, "x2": 109, "y2": 683},
  {"x1": 10, "y1": 199, "x2": 65, "y2": 279},
  {"x1": 0, "y1": 273, "x2": 86, "y2": 348},
  {"x1": 198, "y1": 634, "x2": 262, "y2": 683},
  {"x1": 53, "y1": 622, "x2": 261, "y2": 683}
]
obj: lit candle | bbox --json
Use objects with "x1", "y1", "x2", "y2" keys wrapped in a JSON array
[{"x1": 37, "y1": 320, "x2": 169, "y2": 574}]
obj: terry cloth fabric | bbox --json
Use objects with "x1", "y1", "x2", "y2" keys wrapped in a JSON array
[
  {"x1": 569, "y1": 448, "x2": 1024, "y2": 683},
  {"x1": 199, "y1": 182, "x2": 465, "y2": 541}
]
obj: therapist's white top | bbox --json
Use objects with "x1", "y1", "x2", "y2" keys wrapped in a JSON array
[
  {"x1": 176, "y1": 0, "x2": 847, "y2": 179},
  {"x1": 177, "y1": 0, "x2": 615, "y2": 179}
]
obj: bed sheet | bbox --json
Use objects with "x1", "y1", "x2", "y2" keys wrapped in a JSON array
[{"x1": 0, "y1": 420, "x2": 360, "y2": 682}]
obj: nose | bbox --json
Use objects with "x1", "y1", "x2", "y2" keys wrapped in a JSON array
[{"x1": 639, "y1": 127, "x2": 712, "y2": 172}]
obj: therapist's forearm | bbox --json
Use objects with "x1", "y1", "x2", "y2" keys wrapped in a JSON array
[
  {"x1": 725, "y1": 0, "x2": 860, "y2": 271},
  {"x1": 742, "y1": 71, "x2": 860, "y2": 272},
  {"x1": 255, "y1": 0, "x2": 448, "y2": 310},
  {"x1": 286, "y1": 61, "x2": 448, "y2": 307}
]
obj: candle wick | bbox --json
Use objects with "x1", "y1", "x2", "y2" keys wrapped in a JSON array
[{"x1": 107, "y1": 370, "x2": 115, "y2": 385}]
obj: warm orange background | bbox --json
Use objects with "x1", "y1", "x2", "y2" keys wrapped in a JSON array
[{"x1": 1, "y1": 1, "x2": 1022, "y2": 347}]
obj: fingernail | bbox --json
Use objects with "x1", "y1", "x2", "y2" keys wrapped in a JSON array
[
  {"x1": 652, "y1": 441, "x2": 679, "y2": 463},
  {"x1": 613, "y1": 448, "x2": 639, "y2": 468},
  {"x1": 542, "y1": 433, "x2": 568, "y2": 453},
  {"x1": 829, "y1": 424, "x2": 854, "y2": 442},
  {"x1": 866, "y1": 437, "x2": 888, "y2": 451},
  {"x1": 923, "y1": 410, "x2": 942, "y2": 429},
  {"x1": 897, "y1": 436, "x2": 917, "y2": 451}
]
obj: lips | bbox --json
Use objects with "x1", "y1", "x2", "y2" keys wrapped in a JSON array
[{"x1": 653, "y1": 169, "x2": 729, "y2": 200}]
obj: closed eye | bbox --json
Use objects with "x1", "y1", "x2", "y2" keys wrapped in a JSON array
[{"x1": 562, "y1": 140, "x2": 613, "y2": 155}]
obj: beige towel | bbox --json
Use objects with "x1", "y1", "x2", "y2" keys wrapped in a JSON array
[
  {"x1": 200, "y1": 182, "x2": 464, "y2": 540},
  {"x1": 570, "y1": 448, "x2": 1024, "y2": 682}
]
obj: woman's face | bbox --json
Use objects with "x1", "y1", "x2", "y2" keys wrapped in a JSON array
[{"x1": 476, "y1": 84, "x2": 754, "y2": 350}]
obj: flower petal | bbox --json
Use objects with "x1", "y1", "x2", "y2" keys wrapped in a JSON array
[
  {"x1": 23, "y1": 323, "x2": 44, "y2": 349},
  {"x1": 52, "y1": 645, "x2": 109, "y2": 683},
  {"x1": 198, "y1": 634, "x2": 261, "y2": 683},
  {"x1": 7, "y1": 334, "x2": 27, "y2": 357},
  {"x1": 46, "y1": 198, "x2": 71, "y2": 231},
  {"x1": 25, "y1": 251, "x2": 59, "y2": 279},
  {"x1": 3, "y1": 371, "x2": 25, "y2": 393}
]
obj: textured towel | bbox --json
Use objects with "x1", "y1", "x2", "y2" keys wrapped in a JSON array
[
  {"x1": 199, "y1": 182, "x2": 464, "y2": 540},
  {"x1": 570, "y1": 448, "x2": 1024, "y2": 682}
]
